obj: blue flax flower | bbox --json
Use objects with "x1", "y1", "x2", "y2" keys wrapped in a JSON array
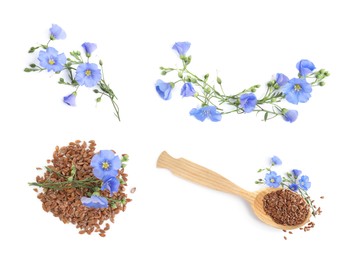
[
  {"x1": 281, "y1": 78, "x2": 312, "y2": 104},
  {"x1": 172, "y1": 42, "x2": 191, "y2": 56},
  {"x1": 181, "y1": 82, "x2": 196, "y2": 97},
  {"x1": 49, "y1": 24, "x2": 66, "y2": 40},
  {"x1": 75, "y1": 63, "x2": 101, "y2": 87},
  {"x1": 239, "y1": 93, "x2": 257, "y2": 113},
  {"x1": 276, "y1": 73, "x2": 289, "y2": 87},
  {"x1": 81, "y1": 195, "x2": 108, "y2": 208},
  {"x1": 101, "y1": 175, "x2": 120, "y2": 195},
  {"x1": 38, "y1": 47, "x2": 66, "y2": 72},
  {"x1": 296, "y1": 59, "x2": 315, "y2": 77},
  {"x1": 292, "y1": 169, "x2": 302, "y2": 178},
  {"x1": 271, "y1": 156, "x2": 282, "y2": 165},
  {"x1": 190, "y1": 106, "x2": 222, "y2": 122},
  {"x1": 156, "y1": 80, "x2": 172, "y2": 100},
  {"x1": 264, "y1": 171, "x2": 282, "y2": 188},
  {"x1": 282, "y1": 110, "x2": 298, "y2": 123},
  {"x1": 82, "y1": 42, "x2": 97, "y2": 56},
  {"x1": 298, "y1": 175, "x2": 311, "y2": 190},
  {"x1": 63, "y1": 92, "x2": 76, "y2": 106},
  {"x1": 90, "y1": 150, "x2": 121, "y2": 180},
  {"x1": 289, "y1": 183, "x2": 299, "y2": 192}
]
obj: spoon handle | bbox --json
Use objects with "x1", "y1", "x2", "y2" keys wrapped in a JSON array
[{"x1": 157, "y1": 151, "x2": 254, "y2": 202}]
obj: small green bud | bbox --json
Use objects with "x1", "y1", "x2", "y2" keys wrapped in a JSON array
[
  {"x1": 250, "y1": 87, "x2": 256, "y2": 92},
  {"x1": 93, "y1": 89, "x2": 99, "y2": 93},
  {"x1": 217, "y1": 77, "x2": 222, "y2": 85},
  {"x1": 324, "y1": 71, "x2": 330, "y2": 76},
  {"x1": 194, "y1": 92, "x2": 199, "y2": 97},
  {"x1": 99, "y1": 60, "x2": 103, "y2": 66},
  {"x1": 121, "y1": 154, "x2": 129, "y2": 162},
  {"x1": 28, "y1": 47, "x2": 36, "y2": 53},
  {"x1": 319, "y1": 81, "x2": 325, "y2": 86},
  {"x1": 178, "y1": 71, "x2": 183, "y2": 78},
  {"x1": 50, "y1": 35, "x2": 55, "y2": 41},
  {"x1": 161, "y1": 70, "x2": 167, "y2": 75},
  {"x1": 204, "y1": 73, "x2": 209, "y2": 80},
  {"x1": 96, "y1": 97, "x2": 102, "y2": 102},
  {"x1": 319, "y1": 69, "x2": 325, "y2": 74},
  {"x1": 316, "y1": 74, "x2": 322, "y2": 79},
  {"x1": 191, "y1": 78, "x2": 197, "y2": 83},
  {"x1": 159, "y1": 66, "x2": 164, "y2": 70}
]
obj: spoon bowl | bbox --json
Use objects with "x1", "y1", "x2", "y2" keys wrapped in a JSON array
[{"x1": 157, "y1": 151, "x2": 311, "y2": 230}]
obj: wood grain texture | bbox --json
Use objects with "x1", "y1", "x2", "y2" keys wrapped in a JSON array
[{"x1": 157, "y1": 151, "x2": 311, "y2": 230}]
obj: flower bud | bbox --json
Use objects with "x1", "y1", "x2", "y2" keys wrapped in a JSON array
[
  {"x1": 93, "y1": 89, "x2": 99, "y2": 93},
  {"x1": 191, "y1": 78, "x2": 197, "y2": 83},
  {"x1": 99, "y1": 60, "x2": 103, "y2": 66},
  {"x1": 324, "y1": 71, "x2": 330, "y2": 76},
  {"x1": 217, "y1": 76, "x2": 222, "y2": 85},
  {"x1": 96, "y1": 97, "x2": 102, "y2": 102},
  {"x1": 204, "y1": 73, "x2": 209, "y2": 80},
  {"x1": 161, "y1": 70, "x2": 167, "y2": 75},
  {"x1": 122, "y1": 154, "x2": 129, "y2": 161},
  {"x1": 319, "y1": 81, "x2": 325, "y2": 86},
  {"x1": 178, "y1": 71, "x2": 183, "y2": 78}
]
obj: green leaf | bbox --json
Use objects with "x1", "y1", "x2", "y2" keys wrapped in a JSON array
[{"x1": 264, "y1": 112, "x2": 268, "y2": 121}]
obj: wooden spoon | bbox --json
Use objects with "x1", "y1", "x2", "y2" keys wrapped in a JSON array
[{"x1": 157, "y1": 151, "x2": 311, "y2": 230}]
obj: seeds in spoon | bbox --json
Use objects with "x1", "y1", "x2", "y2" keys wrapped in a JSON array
[{"x1": 263, "y1": 189, "x2": 309, "y2": 226}]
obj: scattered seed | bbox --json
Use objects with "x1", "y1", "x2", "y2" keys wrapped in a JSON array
[
  {"x1": 284, "y1": 236, "x2": 287, "y2": 240},
  {"x1": 130, "y1": 187, "x2": 136, "y2": 193},
  {"x1": 320, "y1": 196, "x2": 324, "y2": 199}
]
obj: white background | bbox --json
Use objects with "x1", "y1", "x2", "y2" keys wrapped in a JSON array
[{"x1": 1, "y1": 0, "x2": 344, "y2": 259}]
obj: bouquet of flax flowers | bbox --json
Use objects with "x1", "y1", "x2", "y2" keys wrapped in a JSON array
[
  {"x1": 29, "y1": 140, "x2": 131, "y2": 236},
  {"x1": 156, "y1": 42, "x2": 329, "y2": 123},
  {"x1": 24, "y1": 24, "x2": 120, "y2": 121}
]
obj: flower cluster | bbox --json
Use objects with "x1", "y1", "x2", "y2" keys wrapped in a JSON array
[
  {"x1": 24, "y1": 24, "x2": 120, "y2": 121},
  {"x1": 255, "y1": 156, "x2": 319, "y2": 217},
  {"x1": 156, "y1": 42, "x2": 330, "y2": 122},
  {"x1": 29, "y1": 149, "x2": 129, "y2": 209}
]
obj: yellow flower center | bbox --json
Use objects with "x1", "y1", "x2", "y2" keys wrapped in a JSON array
[
  {"x1": 48, "y1": 59, "x2": 55, "y2": 65},
  {"x1": 270, "y1": 178, "x2": 275, "y2": 183},
  {"x1": 85, "y1": 69, "x2": 92, "y2": 76},
  {"x1": 102, "y1": 161, "x2": 110, "y2": 170},
  {"x1": 294, "y1": 84, "x2": 302, "y2": 91}
]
